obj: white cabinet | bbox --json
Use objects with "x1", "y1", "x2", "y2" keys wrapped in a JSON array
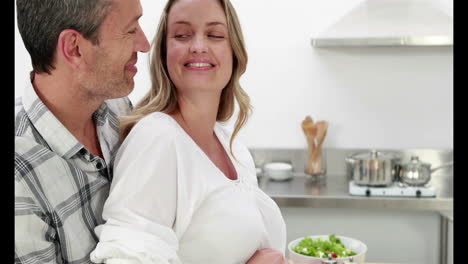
[
  {"x1": 440, "y1": 211, "x2": 453, "y2": 264},
  {"x1": 448, "y1": 219, "x2": 453, "y2": 264}
]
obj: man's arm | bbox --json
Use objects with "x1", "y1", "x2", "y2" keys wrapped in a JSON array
[
  {"x1": 15, "y1": 181, "x2": 61, "y2": 264},
  {"x1": 15, "y1": 137, "x2": 62, "y2": 264}
]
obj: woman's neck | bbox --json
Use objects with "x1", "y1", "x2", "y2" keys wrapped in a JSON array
[{"x1": 170, "y1": 91, "x2": 221, "y2": 153}]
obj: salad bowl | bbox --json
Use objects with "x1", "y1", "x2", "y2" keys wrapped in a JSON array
[{"x1": 288, "y1": 235, "x2": 367, "y2": 264}]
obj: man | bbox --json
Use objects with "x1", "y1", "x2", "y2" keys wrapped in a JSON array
[{"x1": 15, "y1": 0, "x2": 150, "y2": 262}]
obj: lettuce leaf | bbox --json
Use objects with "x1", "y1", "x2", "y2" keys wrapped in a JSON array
[{"x1": 292, "y1": 234, "x2": 357, "y2": 258}]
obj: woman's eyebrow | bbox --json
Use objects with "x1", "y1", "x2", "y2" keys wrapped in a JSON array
[
  {"x1": 172, "y1": 21, "x2": 226, "y2": 27},
  {"x1": 174, "y1": 21, "x2": 191, "y2": 26},
  {"x1": 206, "y1": 21, "x2": 226, "y2": 27}
]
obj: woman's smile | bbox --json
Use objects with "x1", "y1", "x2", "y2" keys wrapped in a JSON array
[{"x1": 184, "y1": 59, "x2": 216, "y2": 71}]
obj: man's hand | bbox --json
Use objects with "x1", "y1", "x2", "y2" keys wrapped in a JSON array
[{"x1": 246, "y1": 248, "x2": 289, "y2": 264}]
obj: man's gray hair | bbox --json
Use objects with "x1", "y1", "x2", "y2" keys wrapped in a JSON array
[{"x1": 16, "y1": 0, "x2": 112, "y2": 74}]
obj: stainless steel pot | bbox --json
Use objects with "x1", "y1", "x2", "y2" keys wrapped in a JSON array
[
  {"x1": 398, "y1": 156, "x2": 453, "y2": 186},
  {"x1": 345, "y1": 150, "x2": 401, "y2": 186}
]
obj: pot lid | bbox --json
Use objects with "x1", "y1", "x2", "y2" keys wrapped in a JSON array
[
  {"x1": 402, "y1": 156, "x2": 431, "y2": 167},
  {"x1": 350, "y1": 150, "x2": 400, "y2": 161}
]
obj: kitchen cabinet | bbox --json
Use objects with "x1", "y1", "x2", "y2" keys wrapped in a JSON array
[
  {"x1": 280, "y1": 207, "x2": 441, "y2": 264},
  {"x1": 440, "y1": 211, "x2": 453, "y2": 264},
  {"x1": 448, "y1": 218, "x2": 453, "y2": 264}
]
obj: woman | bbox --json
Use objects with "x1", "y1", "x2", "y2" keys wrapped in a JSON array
[{"x1": 90, "y1": 0, "x2": 287, "y2": 263}]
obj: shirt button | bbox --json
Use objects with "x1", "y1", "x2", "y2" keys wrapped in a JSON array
[
  {"x1": 96, "y1": 162, "x2": 103, "y2": 170},
  {"x1": 79, "y1": 148, "x2": 87, "y2": 155}
]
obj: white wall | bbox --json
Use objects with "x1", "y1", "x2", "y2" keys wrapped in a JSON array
[{"x1": 15, "y1": 0, "x2": 453, "y2": 150}]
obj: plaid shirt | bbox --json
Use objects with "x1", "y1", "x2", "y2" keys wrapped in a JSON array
[{"x1": 15, "y1": 80, "x2": 132, "y2": 264}]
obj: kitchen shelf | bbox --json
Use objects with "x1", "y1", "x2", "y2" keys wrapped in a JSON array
[
  {"x1": 311, "y1": 35, "x2": 453, "y2": 47},
  {"x1": 310, "y1": 0, "x2": 453, "y2": 48},
  {"x1": 259, "y1": 173, "x2": 453, "y2": 211}
]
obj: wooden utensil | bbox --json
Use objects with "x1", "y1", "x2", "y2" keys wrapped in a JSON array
[
  {"x1": 301, "y1": 116, "x2": 316, "y2": 152},
  {"x1": 311, "y1": 121, "x2": 328, "y2": 174},
  {"x1": 301, "y1": 116, "x2": 318, "y2": 174}
]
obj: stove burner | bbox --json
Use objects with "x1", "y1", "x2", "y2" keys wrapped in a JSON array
[{"x1": 349, "y1": 181, "x2": 436, "y2": 197}]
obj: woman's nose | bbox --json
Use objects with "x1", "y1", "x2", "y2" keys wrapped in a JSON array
[{"x1": 189, "y1": 35, "x2": 208, "y2": 54}]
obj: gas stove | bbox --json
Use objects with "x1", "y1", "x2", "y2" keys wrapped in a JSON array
[{"x1": 348, "y1": 180, "x2": 436, "y2": 197}]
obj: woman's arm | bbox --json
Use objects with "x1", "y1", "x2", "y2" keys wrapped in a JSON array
[
  {"x1": 90, "y1": 116, "x2": 180, "y2": 264},
  {"x1": 246, "y1": 248, "x2": 289, "y2": 264}
]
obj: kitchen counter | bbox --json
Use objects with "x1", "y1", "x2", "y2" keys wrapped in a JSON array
[
  {"x1": 258, "y1": 173, "x2": 453, "y2": 211},
  {"x1": 252, "y1": 148, "x2": 453, "y2": 264},
  {"x1": 439, "y1": 210, "x2": 453, "y2": 221}
]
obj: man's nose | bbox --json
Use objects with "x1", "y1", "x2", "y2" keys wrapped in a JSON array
[{"x1": 135, "y1": 27, "x2": 150, "y2": 53}]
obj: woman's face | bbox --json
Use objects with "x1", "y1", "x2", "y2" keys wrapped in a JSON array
[{"x1": 166, "y1": 0, "x2": 233, "y2": 96}]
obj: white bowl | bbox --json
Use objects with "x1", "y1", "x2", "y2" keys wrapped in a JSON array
[
  {"x1": 263, "y1": 162, "x2": 293, "y2": 181},
  {"x1": 288, "y1": 235, "x2": 367, "y2": 264}
]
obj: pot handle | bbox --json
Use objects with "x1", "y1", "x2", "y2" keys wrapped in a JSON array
[
  {"x1": 394, "y1": 163, "x2": 402, "y2": 180},
  {"x1": 430, "y1": 161, "x2": 453, "y2": 173},
  {"x1": 345, "y1": 157, "x2": 356, "y2": 165}
]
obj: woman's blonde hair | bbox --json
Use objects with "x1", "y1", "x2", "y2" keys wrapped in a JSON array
[{"x1": 120, "y1": 0, "x2": 251, "y2": 156}]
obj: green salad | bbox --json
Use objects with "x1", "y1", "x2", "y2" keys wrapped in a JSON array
[{"x1": 292, "y1": 234, "x2": 357, "y2": 258}]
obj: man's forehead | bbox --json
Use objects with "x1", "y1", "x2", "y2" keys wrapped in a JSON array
[
  {"x1": 106, "y1": 0, "x2": 143, "y2": 19},
  {"x1": 100, "y1": 0, "x2": 142, "y2": 29}
]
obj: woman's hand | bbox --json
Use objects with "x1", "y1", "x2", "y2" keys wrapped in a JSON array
[{"x1": 246, "y1": 248, "x2": 289, "y2": 264}]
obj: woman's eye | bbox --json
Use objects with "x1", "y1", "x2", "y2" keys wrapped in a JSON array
[
  {"x1": 175, "y1": 34, "x2": 190, "y2": 39},
  {"x1": 208, "y1": 35, "x2": 224, "y2": 39}
]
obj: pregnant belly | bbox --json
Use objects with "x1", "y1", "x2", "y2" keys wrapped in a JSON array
[{"x1": 178, "y1": 187, "x2": 267, "y2": 263}]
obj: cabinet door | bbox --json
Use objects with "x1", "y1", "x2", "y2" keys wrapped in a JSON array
[
  {"x1": 281, "y1": 207, "x2": 440, "y2": 264},
  {"x1": 448, "y1": 219, "x2": 453, "y2": 264}
]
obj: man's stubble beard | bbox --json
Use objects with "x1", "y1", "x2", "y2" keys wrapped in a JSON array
[{"x1": 77, "y1": 50, "x2": 134, "y2": 102}]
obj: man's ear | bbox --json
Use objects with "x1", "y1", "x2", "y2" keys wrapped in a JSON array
[{"x1": 57, "y1": 29, "x2": 89, "y2": 70}]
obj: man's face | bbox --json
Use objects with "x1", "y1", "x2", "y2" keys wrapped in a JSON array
[{"x1": 78, "y1": 0, "x2": 150, "y2": 101}]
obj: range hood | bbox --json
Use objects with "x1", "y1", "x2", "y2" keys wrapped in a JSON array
[{"x1": 312, "y1": 0, "x2": 453, "y2": 47}]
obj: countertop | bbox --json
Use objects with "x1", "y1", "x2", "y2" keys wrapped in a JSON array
[
  {"x1": 258, "y1": 173, "x2": 453, "y2": 211},
  {"x1": 439, "y1": 210, "x2": 453, "y2": 221}
]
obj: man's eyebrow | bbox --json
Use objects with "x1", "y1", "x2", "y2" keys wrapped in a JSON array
[{"x1": 125, "y1": 14, "x2": 142, "y2": 28}]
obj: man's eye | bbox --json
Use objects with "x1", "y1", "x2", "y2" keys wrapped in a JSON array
[{"x1": 128, "y1": 28, "x2": 137, "y2": 34}]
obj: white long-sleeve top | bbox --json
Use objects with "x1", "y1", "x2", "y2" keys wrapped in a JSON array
[{"x1": 90, "y1": 112, "x2": 286, "y2": 264}]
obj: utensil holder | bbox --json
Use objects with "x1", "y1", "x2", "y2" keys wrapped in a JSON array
[{"x1": 305, "y1": 148, "x2": 327, "y2": 180}]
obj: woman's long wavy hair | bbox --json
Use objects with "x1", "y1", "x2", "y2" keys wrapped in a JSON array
[{"x1": 119, "y1": 0, "x2": 251, "y2": 157}]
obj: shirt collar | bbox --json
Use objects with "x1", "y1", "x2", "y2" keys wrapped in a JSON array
[{"x1": 22, "y1": 74, "x2": 109, "y2": 160}]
